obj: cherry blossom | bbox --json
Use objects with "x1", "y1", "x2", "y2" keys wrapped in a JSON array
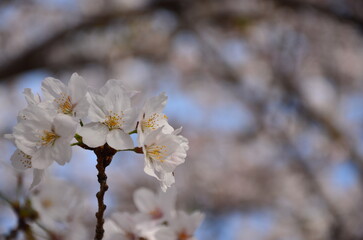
[
  {"x1": 155, "y1": 211, "x2": 204, "y2": 240},
  {"x1": 133, "y1": 187, "x2": 176, "y2": 222},
  {"x1": 137, "y1": 93, "x2": 173, "y2": 143},
  {"x1": 78, "y1": 81, "x2": 136, "y2": 150},
  {"x1": 12, "y1": 105, "x2": 77, "y2": 169},
  {"x1": 140, "y1": 127, "x2": 189, "y2": 191},
  {"x1": 41, "y1": 73, "x2": 89, "y2": 118}
]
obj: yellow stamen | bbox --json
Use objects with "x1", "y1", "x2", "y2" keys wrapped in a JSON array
[
  {"x1": 41, "y1": 130, "x2": 59, "y2": 146},
  {"x1": 146, "y1": 144, "x2": 167, "y2": 162},
  {"x1": 104, "y1": 111, "x2": 124, "y2": 130},
  {"x1": 55, "y1": 93, "x2": 74, "y2": 114},
  {"x1": 142, "y1": 113, "x2": 167, "y2": 131}
]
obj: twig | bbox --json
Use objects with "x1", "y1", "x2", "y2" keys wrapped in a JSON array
[{"x1": 94, "y1": 144, "x2": 117, "y2": 240}]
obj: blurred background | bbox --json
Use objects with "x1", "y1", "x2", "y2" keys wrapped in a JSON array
[{"x1": 1, "y1": 0, "x2": 363, "y2": 239}]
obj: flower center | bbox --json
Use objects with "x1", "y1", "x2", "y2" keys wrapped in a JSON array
[
  {"x1": 55, "y1": 93, "x2": 74, "y2": 115},
  {"x1": 149, "y1": 208, "x2": 163, "y2": 219},
  {"x1": 178, "y1": 231, "x2": 190, "y2": 240},
  {"x1": 125, "y1": 232, "x2": 136, "y2": 240},
  {"x1": 146, "y1": 144, "x2": 167, "y2": 162},
  {"x1": 40, "y1": 130, "x2": 59, "y2": 146},
  {"x1": 41, "y1": 199, "x2": 53, "y2": 209},
  {"x1": 141, "y1": 113, "x2": 167, "y2": 132},
  {"x1": 104, "y1": 111, "x2": 124, "y2": 130}
]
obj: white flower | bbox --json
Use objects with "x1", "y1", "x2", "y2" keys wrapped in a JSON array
[
  {"x1": 104, "y1": 212, "x2": 153, "y2": 240},
  {"x1": 137, "y1": 93, "x2": 173, "y2": 143},
  {"x1": 30, "y1": 178, "x2": 85, "y2": 231},
  {"x1": 133, "y1": 188, "x2": 176, "y2": 222},
  {"x1": 4, "y1": 134, "x2": 45, "y2": 189},
  {"x1": 155, "y1": 211, "x2": 204, "y2": 240},
  {"x1": 141, "y1": 127, "x2": 188, "y2": 191},
  {"x1": 78, "y1": 81, "x2": 136, "y2": 150},
  {"x1": 41, "y1": 73, "x2": 89, "y2": 118},
  {"x1": 12, "y1": 105, "x2": 77, "y2": 169}
]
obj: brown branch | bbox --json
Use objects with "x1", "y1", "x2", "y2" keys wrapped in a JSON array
[
  {"x1": 93, "y1": 144, "x2": 117, "y2": 240},
  {"x1": 270, "y1": 0, "x2": 363, "y2": 32},
  {"x1": 0, "y1": 8, "x2": 152, "y2": 81},
  {"x1": 190, "y1": 24, "x2": 358, "y2": 239},
  {"x1": 0, "y1": 0, "x2": 189, "y2": 81},
  {"x1": 4, "y1": 200, "x2": 37, "y2": 240},
  {"x1": 276, "y1": 72, "x2": 363, "y2": 190}
]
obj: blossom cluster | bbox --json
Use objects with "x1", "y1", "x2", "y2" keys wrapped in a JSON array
[
  {"x1": 5, "y1": 74, "x2": 189, "y2": 191},
  {"x1": 27, "y1": 178, "x2": 203, "y2": 240},
  {"x1": 104, "y1": 188, "x2": 204, "y2": 240}
]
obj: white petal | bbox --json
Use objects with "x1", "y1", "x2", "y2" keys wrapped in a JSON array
[
  {"x1": 133, "y1": 188, "x2": 158, "y2": 213},
  {"x1": 111, "y1": 212, "x2": 135, "y2": 233},
  {"x1": 185, "y1": 211, "x2": 205, "y2": 234},
  {"x1": 30, "y1": 169, "x2": 45, "y2": 189},
  {"x1": 159, "y1": 172, "x2": 175, "y2": 192},
  {"x1": 41, "y1": 77, "x2": 68, "y2": 101},
  {"x1": 78, "y1": 123, "x2": 108, "y2": 148},
  {"x1": 32, "y1": 147, "x2": 54, "y2": 169},
  {"x1": 158, "y1": 183, "x2": 177, "y2": 208},
  {"x1": 53, "y1": 114, "x2": 77, "y2": 141},
  {"x1": 52, "y1": 141, "x2": 72, "y2": 165},
  {"x1": 106, "y1": 129, "x2": 134, "y2": 150},
  {"x1": 68, "y1": 73, "x2": 88, "y2": 104},
  {"x1": 87, "y1": 93, "x2": 107, "y2": 122},
  {"x1": 23, "y1": 88, "x2": 41, "y2": 105},
  {"x1": 10, "y1": 149, "x2": 32, "y2": 170},
  {"x1": 73, "y1": 97, "x2": 89, "y2": 119},
  {"x1": 104, "y1": 86, "x2": 131, "y2": 113},
  {"x1": 144, "y1": 92, "x2": 168, "y2": 115},
  {"x1": 4, "y1": 133, "x2": 14, "y2": 141},
  {"x1": 143, "y1": 127, "x2": 164, "y2": 147},
  {"x1": 154, "y1": 227, "x2": 176, "y2": 240},
  {"x1": 100, "y1": 79, "x2": 138, "y2": 98},
  {"x1": 104, "y1": 219, "x2": 122, "y2": 240},
  {"x1": 144, "y1": 161, "x2": 159, "y2": 179},
  {"x1": 121, "y1": 108, "x2": 138, "y2": 133}
]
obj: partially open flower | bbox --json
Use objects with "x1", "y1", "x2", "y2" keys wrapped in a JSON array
[{"x1": 140, "y1": 127, "x2": 188, "y2": 191}]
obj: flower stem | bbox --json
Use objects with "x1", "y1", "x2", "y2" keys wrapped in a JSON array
[{"x1": 94, "y1": 144, "x2": 117, "y2": 240}]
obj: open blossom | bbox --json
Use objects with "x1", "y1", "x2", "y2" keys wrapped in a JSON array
[
  {"x1": 133, "y1": 188, "x2": 176, "y2": 222},
  {"x1": 140, "y1": 127, "x2": 189, "y2": 191},
  {"x1": 41, "y1": 73, "x2": 89, "y2": 118},
  {"x1": 12, "y1": 105, "x2": 77, "y2": 169},
  {"x1": 155, "y1": 211, "x2": 204, "y2": 240},
  {"x1": 78, "y1": 81, "x2": 136, "y2": 150},
  {"x1": 137, "y1": 93, "x2": 173, "y2": 143},
  {"x1": 30, "y1": 178, "x2": 90, "y2": 240},
  {"x1": 104, "y1": 212, "x2": 155, "y2": 240}
]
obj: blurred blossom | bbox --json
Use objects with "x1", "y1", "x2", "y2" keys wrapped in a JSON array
[{"x1": 1, "y1": 0, "x2": 363, "y2": 239}]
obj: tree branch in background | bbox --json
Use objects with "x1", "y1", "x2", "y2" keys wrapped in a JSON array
[{"x1": 270, "y1": 0, "x2": 363, "y2": 32}]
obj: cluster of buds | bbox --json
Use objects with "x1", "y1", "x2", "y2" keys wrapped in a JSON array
[{"x1": 5, "y1": 74, "x2": 189, "y2": 191}]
